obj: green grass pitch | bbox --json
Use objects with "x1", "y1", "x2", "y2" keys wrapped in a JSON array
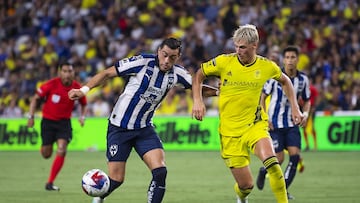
[{"x1": 1, "y1": 151, "x2": 359, "y2": 203}]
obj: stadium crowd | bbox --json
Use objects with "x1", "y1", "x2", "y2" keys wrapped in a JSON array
[{"x1": 0, "y1": 0, "x2": 360, "y2": 118}]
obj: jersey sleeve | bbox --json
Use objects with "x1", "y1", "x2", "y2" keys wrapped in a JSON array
[
  {"x1": 174, "y1": 66, "x2": 192, "y2": 89},
  {"x1": 200, "y1": 54, "x2": 226, "y2": 77},
  {"x1": 36, "y1": 79, "x2": 53, "y2": 98},
  {"x1": 263, "y1": 79, "x2": 275, "y2": 95},
  {"x1": 114, "y1": 54, "x2": 151, "y2": 76},
  {"x1": 271, "y1": 61, "x2": 282, "y2": 81}
]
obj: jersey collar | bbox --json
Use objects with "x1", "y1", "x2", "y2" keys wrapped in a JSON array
[{"x1": 238, "y1": 56, "x2": 257, "y2": 67}]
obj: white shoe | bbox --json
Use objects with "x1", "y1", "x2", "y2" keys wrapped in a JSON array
[
  {"x1": 92, "y1": 197, "x2": 104, "y2": 203},
  {"x1": 237, "y1": 196, "x2": 248, "y2": 203}
]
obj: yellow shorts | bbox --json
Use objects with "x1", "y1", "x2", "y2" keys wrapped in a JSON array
[{"x1": 221, "y1": 120, "x2": 270, "y2": 168}]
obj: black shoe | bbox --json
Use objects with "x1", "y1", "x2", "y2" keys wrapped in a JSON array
[
  {"x1": 256, "y1": 167, "x2": 266, "y2": 190},
  {"x1": 287, "y1": 192, "x2": 295, "y2": 200},
  {"x1": 45, "y1": 183, "x2": 60, "y2": 191}
]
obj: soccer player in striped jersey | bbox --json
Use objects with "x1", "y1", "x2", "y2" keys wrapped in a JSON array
[
  {"x1": 192, "y1": 24, "x2": 303, "y2": 203},
  {"x1": 256, "y1": 45, "x2": 311, "y2": 200},
  {"x1": 68, "y1": 37, "x2": 217, "y2": 203}
]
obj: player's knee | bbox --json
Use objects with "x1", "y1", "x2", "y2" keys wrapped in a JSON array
[
  {"x1": 57, "y1": 143, "x2": 67, "y2": 154},
  {"x1": 152, "y1": 167, "x2": 167, "y2": 186},
  {"x1": 289, "y1": 154, "x2": 300, "y2": 166},
  {"x1": 41, "y1": 147, "x2": 52, "y2": 159},
  {"x1": 237, "y1": 182, "x2": 254, "y2": 191},
  {"x1": 42, "y1": 153, "x2": 51, "y2": 159},
  {"x1": 56, "y1": 148, "x2": 67, "y2": 157}
]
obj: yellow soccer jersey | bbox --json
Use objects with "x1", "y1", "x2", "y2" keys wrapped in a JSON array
[{"x1": 201, "y1": 53, "x2": 282, "y2": 136}]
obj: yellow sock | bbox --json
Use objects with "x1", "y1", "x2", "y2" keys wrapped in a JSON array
[
  {"x1": 234, "y1": 183, "x2": 252, "y2": 200},
  {"x1": 264, "y1": 156, "x2": 288, "y2": 203}
]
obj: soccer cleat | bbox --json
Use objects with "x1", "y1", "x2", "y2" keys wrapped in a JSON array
[
  {"x1": 92, "y1": 197, "x2": 104, "y2": 203},
  {"x1": 45, "y1": 183, "x2": 60, "y2": 191},
  {"x1": 256, "y1": 167, "x2": 266, "y2": 190},
  {"x1": 236, "y1": 196, "x2": 248, "y2": 203},
  {"x1": 297, "y1": 157, "x2": 305, "y2": 173},
  {"x1": 287, "y1": 192, "x2": 295, "y2": 200}
]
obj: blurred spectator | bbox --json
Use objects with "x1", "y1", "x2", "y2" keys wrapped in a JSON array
[
  {"x1": 2, "y1": 98, "x2": 22, "y2": 118},
  {"x1": 90, "y1": 95, "x2": 110, "y2": 117}
]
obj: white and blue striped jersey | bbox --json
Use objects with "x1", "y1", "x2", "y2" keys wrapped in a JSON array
[
  {"x1": 263, "y1": 71, "x2": 310, "y2": 129},
  {"x1": 109, "y1": 54, "x2": 192, "y2": 129}
]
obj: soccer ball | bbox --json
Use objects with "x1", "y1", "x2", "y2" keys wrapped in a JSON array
[{"x1": 81, "y1": 169, "x2": 110, "y2": 197}]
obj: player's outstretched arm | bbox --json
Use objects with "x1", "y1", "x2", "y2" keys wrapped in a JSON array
[
  {"x1": 192, "y1": 69, "x2": 207, "y2": 121},
  {"x1": 68, "y1": 66, "x2": 118, "y2": 100}
]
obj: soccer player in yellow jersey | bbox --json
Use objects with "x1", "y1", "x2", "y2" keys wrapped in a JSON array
[{"x1": 192, "y1": 24, "x2": 304, "y2": 203}]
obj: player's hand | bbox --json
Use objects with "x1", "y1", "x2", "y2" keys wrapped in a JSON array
[
  {"x1": 27, "y1": 119, "x2": 34, "y2": 128},
  {"x1": 68, "y1": 89, "x2": 85, "y2": 100},
  {"x1": 299, "y1": 112, "x2": 308, "y2": 127},
  {"x1": 292, "y1": 113, "x2": 304, "y2": 126},
  {"x1": 192, "y1": 101, "x2": 206, "y2": 121},
  {"x1": 78, "y1": 116, "x2": 85, "y2": 127}
]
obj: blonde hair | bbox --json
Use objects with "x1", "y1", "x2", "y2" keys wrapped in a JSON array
[{"x1": 232, "y1": 24, "x2": 259, "y2": 44}]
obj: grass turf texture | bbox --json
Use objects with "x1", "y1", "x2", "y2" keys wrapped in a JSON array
[{"x1": 1, "y1": 151, "x2": 359, "y2": 203}]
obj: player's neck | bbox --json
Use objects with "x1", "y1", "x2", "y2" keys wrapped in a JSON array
[
  {"x1": 239, "y1": 55, "x2": 256, "y2": 67},
  {"x1": 285, "y1": 69, "x2": 297, "y2": 78}
]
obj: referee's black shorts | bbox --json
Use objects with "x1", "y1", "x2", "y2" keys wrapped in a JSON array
[{"x1": 41, "y1": 118, "x2": 72, "y2": 145}]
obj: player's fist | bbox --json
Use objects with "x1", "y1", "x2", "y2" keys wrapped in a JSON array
[{"x1": 68, "y1": 89, "x2": 85, "y2": 100}]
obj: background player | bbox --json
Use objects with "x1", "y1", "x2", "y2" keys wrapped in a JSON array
[{"x1": 256, "y1": 46, "x2": 311, "y2": 200}]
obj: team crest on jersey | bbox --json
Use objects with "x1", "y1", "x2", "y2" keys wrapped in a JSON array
[
  {"x1": 51, "y1": 94, "x2": 60, "y2": 103},
  {"x1": 227, "y1": 71, "x2": 232, "y2": 76},
  {"x1": 167, "y1": 75, "x2": 174, "y2": 89},
  {"x1": 109, "y1": 144, "x2": 118, "y2": 157},
  {"x1": 254, "y1": 70, "x2": 261, "y2": 79}
]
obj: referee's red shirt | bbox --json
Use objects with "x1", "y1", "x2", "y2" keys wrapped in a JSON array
[{"x1": 37, "y1": 77, "x2": 87, "y2": 120}]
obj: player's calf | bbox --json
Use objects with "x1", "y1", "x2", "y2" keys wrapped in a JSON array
[
  {"x1": 148, "y1": 167, "x2": 167, "y2": 203},
  {"x1": 284, "y1": 154, "x2": 300, "y2": 188},
  {"x1": 263, "y1": 156, "x2": 288, "y2": 202}
]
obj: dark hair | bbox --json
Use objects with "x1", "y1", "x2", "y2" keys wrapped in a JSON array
[
  {"x1": 159, "y1": 37, "x2": 182, "y2": 54},
  {"x1": 58, "y1": 61, "x2": 73, "y2": 70},
  {"x1": 283, "y1": 45, "x2": 299, "y2": 56}
]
